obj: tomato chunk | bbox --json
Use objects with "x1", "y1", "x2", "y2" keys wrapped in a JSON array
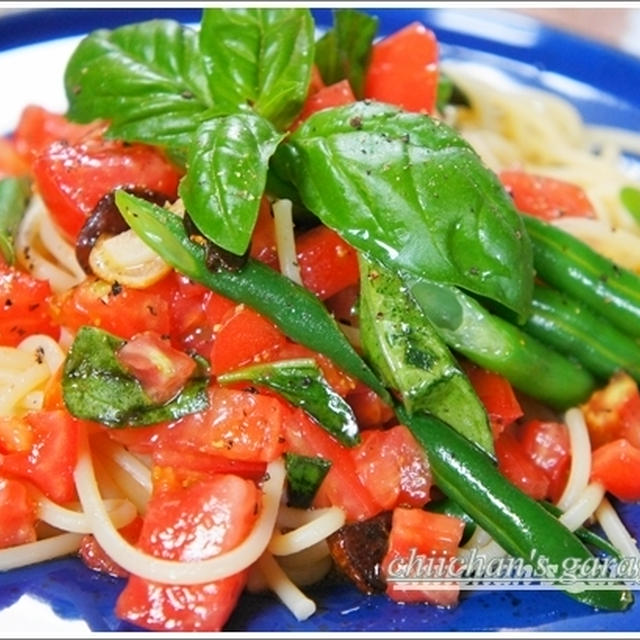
[
  {"x1": 32, "y1": 135, "x2": 182, "y2": 240},
  {"x1": 381, "y1": 507, "x2": 464, "y2": 606},
  {"x1": 0, "y1": 476, "x2": 37, "y2": 548},
  {"x1": 364, "y1": 22, "x2": 439, "y2": 114},
  {"x1": 292, "y1": 79, "x2": 356, "y2": 129},
  {"x1": 346, "y1": 383, "x2": 395, "y2": 430},
  {"x1": 0, "y1": 264, "x2": 59, "y2": 347},
  {"x1": 351, "y1": 425, "x2": 432, "y2": 511},
  {"x1": 499, "y1": 170, "x2": 595, "y2": 221},
  {"x1": 591, "y1": 438, "x2": 640, "y2": 502},
  {"x1": 296, "y1": 225, "x2": 360, "y2": 301},
  {"x1": 0, "y1": 137, "x2": 29, "y2": 178},
  {"x1": 0, "y1": 410, "x2": 78, "y2": 503},
  {"x1": 116, "y1": 474, "x2": 260, "y2": 631}
]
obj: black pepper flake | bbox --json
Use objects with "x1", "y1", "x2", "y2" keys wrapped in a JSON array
[
  {"x1": 28, "y1": 303, "x2": 40, "y2": 311},
  {"x1": 4, "y1": 298, "x2": 12, "y2": 308},
  {"x1": 349, "y1": 116, "x2": 363, "y2": 129},
  {"x1": 110, "y1": 281, "x2": 122, "y2": 296},
  {"x1": 35, "y1": 346, "x2": 45, "y2": 364},
  {"x1": 147, "y1": 305, "x2": 158, "y2": 316}
]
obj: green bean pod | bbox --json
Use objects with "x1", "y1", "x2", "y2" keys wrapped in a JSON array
[
  {"x1": 523, "y1": 215, "x2": 640, "y2": 339},
  {"x1": 407, "y1": 277, "x2": 597, "y2": 410},
  {"x1": 115, "y1": 190, "x2": 389, "y2": 402},
  {"x1": 402, "y1": 408, "x2": 633, "y2": 612},
  {"x1": 515, "y1": 285, "x2": 640, "y2": 383}
]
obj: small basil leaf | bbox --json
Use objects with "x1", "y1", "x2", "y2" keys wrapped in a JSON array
[
  {"x1": 199, "y1": 8, "x2": 314, "y2": 130},
  {"x1": 62, "y1": 326, "x2": 209, "y2": 427},
  {"x1": 436, "y1": 71, "x2": 471, "y2": 111},
  {"x1": 284, "y1": 452, "x2": 332, "y2": 508},
  {"x1": 218, "y1": 358, "x2": 360, "y2": 446},
  {"x1": 359, "y1": 257, "x2": 493, "y2": 455},
  {"x1": 274, "y1": 101, "x2": 533, "y2": 317},
  {"x1": 0, "y1": 177, "x2": 31, "y2": 264},
  {"x1": 315, "y1": 9, "x2": 378, "y2": 98},
  {"x1": 621, "y1": 186, "x2": 640, "y2": 226},
  {"x1": 64, "y1": 19, "x2": 213, "y2": 155},
  {"x1": 178, "y1": 113, "x2": 284, "y2": 255}
]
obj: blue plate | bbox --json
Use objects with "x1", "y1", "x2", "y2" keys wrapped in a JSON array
[{"x1": 1, "y1": 7, "x2": 639, "y2": 634}]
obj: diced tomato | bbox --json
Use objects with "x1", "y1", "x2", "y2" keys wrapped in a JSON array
[
  {"x1": 116, "y1": 331, "x2": 196, "y2": 405},
  {"x1": 283, "y1": 405, "x2": 380, "y2": 521},
  {"x1": 381, "y1": 507, "x2": 464, "y2": 606},
  {"x1": 0, "y1": 137, "x2": 29, "y2": 178},
  {"x1": 582, "y1": 372, "x2": 640, "y2": 449},
  {"x1": 519, "y1": 419, "x2": 570, "y2": 503},
  {"x1": 308, "y1": 64, "x2": 326, "y2": 96},
  {"x1": 346, "y1": 383, "x2": 395, "y2": 430},
  {"x1": 0, "y1": 410, "x2": 78, "y2": 503},
  {"x1": 292, "y1": 79, "x2": 356, "y2": 130},
  {"x1": 351, "y1": 425, "x2": 432, "y2": 511},
  {"x1": 0, "y1": 263, "x2": 59, "y2": 347},
  {"x1": 12, "y1": 105, "x2": 104, "y2": 166},
  {"x1": 325, "y1": 283, "x2": 359, "y2": 324},
  {"x1": 210, "y1": 304, "x2": 287, "y2": 376},
  {"x1": 364, "y1": 22, "x2": 439, "y2": 114},
  {"x1": 116, "y1": 474, "x2": 260, "y2": 631},
  {"x1": 499, "y1": 170, "x2": 595, "y2": 221},
  {"x1": 495, "y1": 427, "x2": 549, "y2": 501},
  {"x1": 79, "y1": 516, "x2": 143, "y2": 578},
  {"x1": 32, "y1": 135, "x2": 182, "y2": 241},
  {"x1": 268, "y1": 342, "x2": 356, "y2": 398},
  {"x1": 464, "y1": 363, "x2": 523, "y2": 440},
  {"x1": 52, "y1": 276, "x2": 174, "y2": 340},
  {"x1": 591, "y1": 438, "x2": 640, "y2": 502},
  {"x1": 296, "y1": 225, "x2": 360, "y2": 301},
  {"x1": 0, "y1": 476, "x2": 37, "y2": 549},
  {"x1": 108, "y1": 386, "x2": 285, "y2": 464},
  {"x1": 0, "y1": 416, "x2": 33, "y2": 454},
  {"x1": 168, "y1": 274, "x2": 236, "y2": 358},
  {"x1": 249, "y1": 196, "x2": 278, "y2": 270}
]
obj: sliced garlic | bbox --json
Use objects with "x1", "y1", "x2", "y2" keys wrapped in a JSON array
[{"x1": 89, "y1": 229, "x2": 171, "y2": 288}]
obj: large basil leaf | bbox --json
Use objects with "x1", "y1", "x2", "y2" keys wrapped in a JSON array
[
  {"x1": 64, "y1": 19, "x2": 213, "y2": 154},
  {"x1": 274, "y1": 102, "x2": 533, "y2": 316},
  {"x1": 219, "y1": 358, "x2": 360, "y2": 446},
  {"x1": 199, "y1": 8, "x2": 314, "y2": 130},
  {"x1": 179, "y1": 113, "x2": 284, "y2": 255},
  {"x1": 314, "y1": 9, "x2": 378, "y2": 99},
  {"x1": 62, "y1": 326, "x2": 209, "y2": 426},
  {"x1": 359, "y1": 256, "x2": 493, "y2": 454},
  {"x1": 0, "y1": 177, "x2": 30, "y2": 264}
]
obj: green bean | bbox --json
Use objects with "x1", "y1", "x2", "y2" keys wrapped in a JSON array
[
  {"x1": 407, "y1": 276, "x2": 597, "y2": 409},
  {"x1": 114, "y1": 190, "x2": 389, "y2": 402},
  {"x1": 401, "y1": 408, "x2": 633, "y2": 612},
  {"x1": 0, "y1": 176, "x2": 31, "y2": 264},
  {"x1": 523, "y1": 215, "x2": 640, "y2": 339},
  {"x1": 507, "y1": 285, "x2": 640, "y2": 383}
]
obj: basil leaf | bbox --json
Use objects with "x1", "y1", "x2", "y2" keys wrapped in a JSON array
[
  {"x1": 0, "y1": 177, "x2": 30, "y2": 264},
  {"x1": 621, "y1": 186, "x2": 640, "y2": 226},
  {"x1": 199, "y1": 8, "x2": 314, "y2": 130},
  {"x1": 274, "y1": 101, "x2": 533, "y2": 317},
  {"x1": 315, "y1": 9, "x2": 378, "y2": 99},
  {"x1": 359, "y1": 256, "x2": 493, "y2": 454},
  {"x1": 218, "y1": 358, "x2": 360, "y2": 446},
  {"x1": 436, "y1": 72, "x2": 471, "y2": 112},
  {"x1": 179, "y1": 113, "x2": 284, "y2": 255},
  {"x1": 284, "y1": 452, "x2": 331, "y2": 508},
  {"x1": 62, "y1": 326, "x2": 209, "y2": 427},
  {"x1": 64, "y1": 19, "x2": 213, "y2": 155}
]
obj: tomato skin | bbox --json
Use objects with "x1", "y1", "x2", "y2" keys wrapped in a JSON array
[
  {"x1": 591, "y1": 439, "x2": 640, "y2": 502},
  {"x1": 108, "y1": 386, "x2": 286, "y2": 464},
  {"x1": 0, "y1": 416, "x2": 33, "y2": 453},
  {"x1": 495, "y1": 428, "x2": 549, "y2": 501},
  {"x1": 519, "y1": 419, "x2": 570, "y2": 503},
  {"x1": 346, "y1": 383, "x2": 395, "y2": 430},
  {"x1": 381, "y1": 507, "x2": 464, "y2": 606},
  {"x1": 283, "y1": 405, "x2": 380, "y2": 521},
  {"x1": 0, "y1": 410, "x2": 78, "y2": 503},
  {"x1": 464, "y1": 362, "x2": 522, "y2": 440},
  {"x1": 33, "y1": 136, "x2": 182, "y2": 241},
  {"x1": 364, "y1": 22, "x2": 439, "y2": 114},
  {"x1": 53, "y1": 276, "x2": 173, "y2": 340},
  {"x1": 296, "y1": 225, "x2": 360, "y2": 301},
  {"x1": 249, "y1": 196, "x2": 278, "y2": 270},
  {"x1": 0, "y1": 476, "x2": 37, "y2": 549},
  {"x1": 0, "y1": 264, "x2": 59, "y2": 347},
  {"x1": 582, "y1": 372, "x2": 640, "y2": 449},
  {"x1": 351, "y1": 425, "x2": 432, "y2": 511},
  {"x1": 499, "y1": 170, "x2": 595, "y2": 221},
  {"x1": 292, "y1": 79, "x2": 356, "y2": 129},
  {"x1": 116, "y1": 474, "x2": 260, "y2": 631}
]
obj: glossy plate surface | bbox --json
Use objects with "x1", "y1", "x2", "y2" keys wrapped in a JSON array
[{"x1": 0, "y1": 7, "x2": 639, "y2": 635}]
